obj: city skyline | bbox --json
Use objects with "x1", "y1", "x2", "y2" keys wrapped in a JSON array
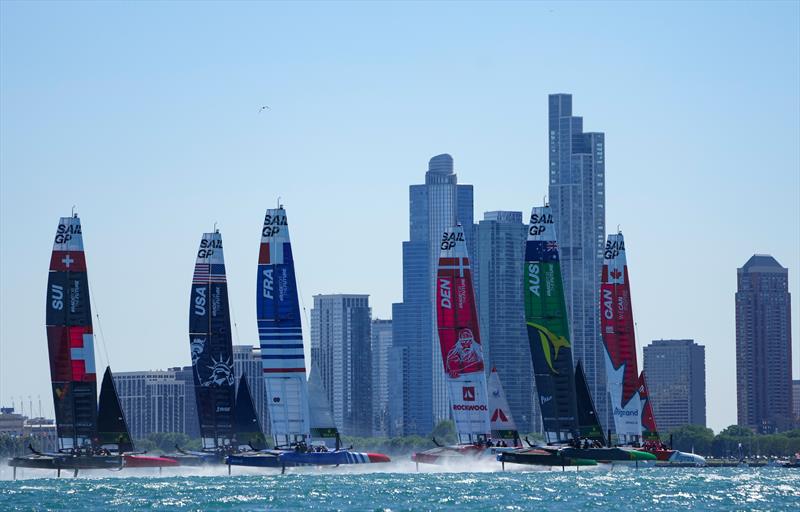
[{"x1": 1, "y1": 2, "x2": 798, "y2": 434}]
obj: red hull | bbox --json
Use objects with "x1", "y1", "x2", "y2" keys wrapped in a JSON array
[{"x1": 123, "y1": 454, "x2": 179, "y2": 468}]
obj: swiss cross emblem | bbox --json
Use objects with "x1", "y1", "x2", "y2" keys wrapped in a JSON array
[{"x1": 462, "y1": 386, "x2": 475, "y2": 401}]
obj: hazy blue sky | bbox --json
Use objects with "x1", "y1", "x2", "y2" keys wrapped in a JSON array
[{"x1": 1, "y1": 1, "x2": 798, "y2": 433}]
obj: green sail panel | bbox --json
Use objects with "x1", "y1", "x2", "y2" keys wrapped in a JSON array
[{"x1": 524, "y1": 206, "x2": 578, "y2": 443}]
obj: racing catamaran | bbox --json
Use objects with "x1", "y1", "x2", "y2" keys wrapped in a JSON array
[
  {"x1": 412, "y1": 225, "x2": 496, "y2": 467},
  {"x1": 498, "y1": 206, "x2": 654, "y2": 469},
  {"x1": 9, "y1": 214, "x2": 122, "y2": 477},
  {"x1": 488, "y1": 368, "x2": 521, "y2": 448},
  {"x1": 227, "y1": 206, "x2": 388, "y2": 471}
]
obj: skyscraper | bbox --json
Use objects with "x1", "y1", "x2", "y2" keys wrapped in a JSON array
[
  {"x1": 113, "y1": 369, "x2": 187, "y2": 439},
  {"x1": 476, "y1": 211, "x2": 538, "y2": 433},
  {"x1": 643, "y1": 339, "x2": 706, "y2": 433},
  {"x1": 392, "y1": 154, "x2": 474, "y2": 435},
  {"x1": 371, "y1": 318, "x2": 393, "y2": 437},
  {"x1": 735, "y1": 255, "x2": 793, "y2": 433},
  {"x1": 310, "y1": 294, "x2": 373, "y2": 437},
  {"x1": 548, "y1": 94, "x2": 607, "y2": 428}
]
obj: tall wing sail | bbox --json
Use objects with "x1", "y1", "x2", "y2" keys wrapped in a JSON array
[
  {"x1": 436, "y1": 225, "x2": 490, "y2": 443},
  {"x1": 600, "y1": 232, "x2": 642, "y2": 443},
  {"x1": 46, "y1": 214, "x2": 98, "y2": 449},
  {"x1": 638, "y1": 371, "x2": 660, "y2": 441},
  {"x1": 234, "y1": 374, "x2": 268, "y2": 450},
  {"x1": 97, "y1": 366, "x2": 134, "y2": 453},
  {"x1": 524, "y1": 206, "x2": 578, "y2": 443},
  {"x1": 575, "y1": 360, "x2": 606, "y2": 445},
  {"x1": 257, "y1": 207, "x2": 310, "y2": 445},
  {"x1": 189, "y1": 230, "x2": 236, "y2": 449},
  {"x1": 308, "y1": 363, "x2": 339, "y2": 445},
  {"x1": 488, "y1": 368, "x2": 520, "y2": 446}
]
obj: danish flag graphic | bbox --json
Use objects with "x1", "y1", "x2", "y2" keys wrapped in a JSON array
[
  {"x1": 462, "y1": 386, "x2": 475, "y2": 401},
  {"x1": 491, "y1": 408, "x2": 508, "y2": 422}
]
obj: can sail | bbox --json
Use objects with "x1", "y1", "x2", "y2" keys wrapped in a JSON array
[
  {"x1": 257, "y1": 207, "x2": 310, "y2": 445},
  {"x1": 488, "y1": 368, "x2": 520, "y2": 445},
  {"x1": 638, "y1": 371, "x2": 660, "y2": 441},
  {"x1": 435, "y1": 225, "x2": 490, "y2": 443},
  {"x1": 600, "y1": 232, "x2": 642, "y2": 443},
  {"x1": 524, "y1": 206, "x2": 578, "y2": 443},
  {"x1": 575, "y1": 360, "x2": 606, "y2": 445},
  {"x1": 189, "y1": 230, "x2": 236, "y2": 449},
  {"x1": 46, "y1": 214, "x2": 98, "y2": 449},
  {"x1": 97, "y1": 366, "x2": 134, "y2": 453},
  {"x1": 234, "y1": 375, "x2": 268, "y2": 450}
]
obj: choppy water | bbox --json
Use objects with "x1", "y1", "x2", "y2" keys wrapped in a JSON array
[{"x1": 1, "y1": 462, "x2": 799, "y2": 511}]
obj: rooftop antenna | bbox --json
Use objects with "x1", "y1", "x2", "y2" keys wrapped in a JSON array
[
  {"x1": 213, "y1": 221, "x2": 218, "y2": 233},
  {"x1": 617, "y1": 224, "x2": 621, "y2": 234},
  {"x1": 543, "y1": 195, "x2": 548, "y2": 207},
  {"x1": 71, "y1": 205, "x2": 77, "y2": 217},
  {"x1": 277, "y1": 196, "x2": 282, "y2": 209}
]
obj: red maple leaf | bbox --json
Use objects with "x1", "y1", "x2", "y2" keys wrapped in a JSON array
[{"x1": 610, "y1": 269, "x2": 622, "y2": 279}]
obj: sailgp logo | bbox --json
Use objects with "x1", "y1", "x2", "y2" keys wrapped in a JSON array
[
  {"x1": 614, "y1": 407, "x2": 639, "y2": 418},
  {"x1": 528, "y1": 323, "x2": 570, "y2": 374}
]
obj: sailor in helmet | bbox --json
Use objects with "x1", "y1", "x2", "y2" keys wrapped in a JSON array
[{"x1": 446, "y1": 328, "x2": 484, "y2": 378}]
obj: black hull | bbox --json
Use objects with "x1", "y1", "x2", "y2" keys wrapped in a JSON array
[
  {"x1": 498, "y1": 448, "x2": 596, "y2": 467},
  {"x1": 8, "y1": 454, "x2": 123, "y2": 470}
]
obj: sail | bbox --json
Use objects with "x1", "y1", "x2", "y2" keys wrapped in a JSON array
[
  {"x1": 435, "y1": 225, "x2": 490, "y2": 443},
  {"x1": 97, "y1": 367, "x2": 134, "y2": 453},
  {"x1": 524, "y1": 206, "x2": 578, "y2": 443},
  {"x1": 189, "y1": 230, "x2": 236, "y2": 449},
  {"x1": 600, "y1": 232, "x2": 642, "y2": 443},
  {"x1": 308, "y1": 363, "x2": 339, "y2": 445},
  {"x1": 234, "y1": 374, "x2": 268, "y2": 450},
  {"x1": 46, "y1": 214, "x2": 98, "y2": 449},
  {"x1": 257, "y1": 207, "x2": 310, "y2": 445},
  {"x1": 575, "y1": 360, "x2": 606, "y2": 445},
  {"x1": 638, "y1": 371, "x2": 660, "y2": 441},
  {"x1": 488, "y1": 368, "x2": 520, "y2": 446}
]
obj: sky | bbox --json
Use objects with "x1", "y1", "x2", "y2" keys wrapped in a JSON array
[{"x1": 0, "y1": 1, "x2": 798, "y2": 434}]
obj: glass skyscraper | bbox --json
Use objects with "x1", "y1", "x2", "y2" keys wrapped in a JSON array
[
  {"x1": 392, "y1": 154, "x2": 474, "y2": 435},
  {"x1": 548, "y1": 94, "x2": 607, "y2": 430},
  {"x1": 476, "y1": 211, "x2": 539, "y2": 434}
]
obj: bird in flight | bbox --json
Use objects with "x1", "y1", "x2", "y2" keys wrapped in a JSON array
[{"x1": 258, "y1": 105, "x2": 270, "y2": 113}]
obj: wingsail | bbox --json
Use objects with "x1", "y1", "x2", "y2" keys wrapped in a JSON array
[
  {"x1": 308, "y1": 363, "x2": 340, "y2": 447},
  {"x1": 488, "y1": 368, "x2": 520, "y2": 446},
  {"x1": 97, "y1": 367, "x2": 134, "y2": 453},
  {"x1": 435, "y1": 225, "x2": 490, "y2": 443},
  {"x1": 600, "y1": 232, "x2": 642, "y2": 443},
  {"x1": 638, "y1": 371, "x2": 660, "y2": 441},
  {"x1": 575, "y1": 360, "x2": 606, "y2": 445},
  {"x1": 234, "y1": 375, "x2": 268, "y2": 450}
]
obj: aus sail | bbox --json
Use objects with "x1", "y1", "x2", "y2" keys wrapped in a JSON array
[
  {"x1": 436, "y1": 225, "x2": 490, "y2": 443},
  {"x1": 524, "y1": 206, "x2": 578, "y2": 443},
  {"x1": 46, "y1": 214, "x2": 98, "y2": 449},
  {"x1": 257, "y1": 207, "x2": 310, "y2": 445},
  {"x1": 189, "y1": 230, "x2": 236, "y2": 449},
  {"x1": 600, "y1": 232, "x2": 642, "y2": 443}
]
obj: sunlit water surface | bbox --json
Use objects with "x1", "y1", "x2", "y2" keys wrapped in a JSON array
[{"x1": 1, "y1": 462, "x2": 798, "y2": 511}]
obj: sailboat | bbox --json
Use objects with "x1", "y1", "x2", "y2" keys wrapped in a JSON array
[
  {"x1": 308, "y1": 363, "x2": 341, "y2": 449},
  {"x1": 227, "y1": 206, "x2": 389, "y2": 471},
  {"x1": 412, "y1": 225, "x2": 497, "y2": 467},
  {"x1": 600, "y1": 232, "x2": 704, "y2": 466},
  {"x1": 97, "y1": 367, "x2": 178, "y2": 468},
  {"x1": 9, "y1": 214, "x2": 123, "y2": 477},
  {"x1": 498, "y1": 206, "x2": 653, "y2": 469},
  {"x1": 233, "y1": 374, "x2": 268, "y2": 451},
  {"x1": 488, "y1": 367, "x2": 521, "y2": 448}
]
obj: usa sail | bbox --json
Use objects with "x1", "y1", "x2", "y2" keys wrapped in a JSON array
[
  {"x1": 600, "y1": 232, "x2": 642, "y2": 443},
  {"x1": 488, "y1": 368, "x2": 520, "y2": 446},
  {"x1": 524, "y1": 206, "x2": 578, "y2": 443},
  {"x1": 638, "y1": 371, "x2": 660, "y2": 442},
  {"x1": 189, "y1": 230, "x2": 236, "y2": 449},
  {"x1": 257, "y1": 207, "x2": 310, "y2": 446},
  {"x1": 435, "y1": 225, "x2": 490, "y2": 443},
  {"x1": 46, "y1": 214, "x2": 98, "y2": 450}
]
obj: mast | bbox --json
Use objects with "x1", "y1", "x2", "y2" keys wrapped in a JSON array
[
  {"x1": 257, "y1": 207, "x2": 310, "y2": 446},
  {"x1": 524, "y1": 205, "x2": 579, "y2": 443},
  {"x1": 638, "y1": 371, "x2": 660, "y2": 442},
  {"x1": 488, "y1": 368, "x2": 520, "y2": 446},
  {"x1": 189, "y1": 230, "x2": 236, "y2": 450},
  {"x1": 435, "y1": 225, "x2": 489, "y2": 444},
  {"x1": 46, "y1": 214, "x2": 98, "y2": 450},
  {"x1": 600, "y1": 232, "x2": 642, "y2": 444}
]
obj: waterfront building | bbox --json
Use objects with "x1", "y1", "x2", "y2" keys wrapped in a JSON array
[
  {"x1": 392, "y1": 153, "x2": 474, "y2": 435},
  {"x1": 371, "y1": 318, "x2": 393, "y2": 437},
  {"x1": 173, "y1": 366, "x2": 199, "y2": 438},
  {"x1": 643, "y1": 339, "x2": 706, "y2": 433},
  {"x1": 736, "y1": 255, "x2": 794, "y2": 433},
  {"x1": 310, "y1": 294, "x2": 373, "y2": 437},
  {"x1": 233, "y1": 345, "x2": 268, "y2": 434},
  {"x1": 476, "y1": 211, "x2": 538, "y2": 433},
  {"x1": 113, "y1": 369, "x2": 187, "y2": 439},
  {"x1": 548, "y1": 93, "x2": 607, "y2": 428},
  {"x1": 793, "y1": 380, "x2": 800, "y2": 424}
]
